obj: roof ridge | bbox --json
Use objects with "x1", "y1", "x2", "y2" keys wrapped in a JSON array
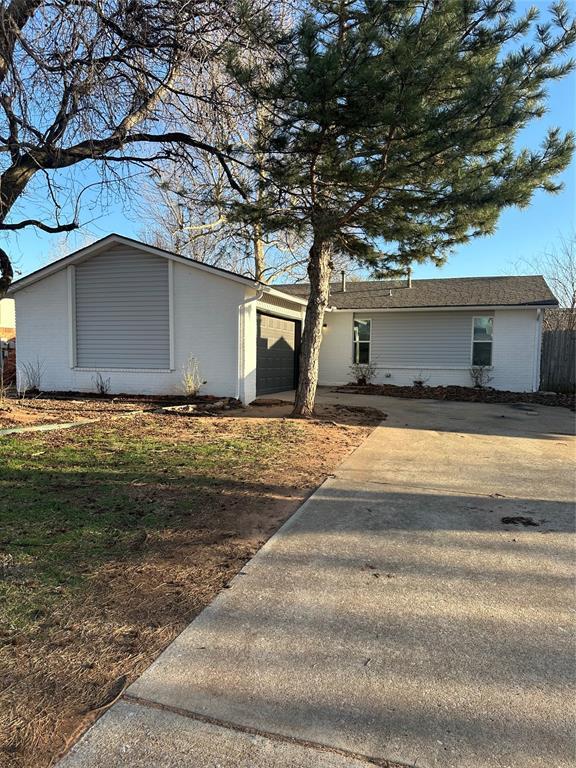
[{"x1": 276, "y1": 274, "x2": 544, "y2": 287}]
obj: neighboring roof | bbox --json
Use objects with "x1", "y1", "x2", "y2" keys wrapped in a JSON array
[
  {"x1": 276, "y1": 275, "x2": 558, "y2": 310},
  {"x1": 7, "y1": 233, "x2": 261, "y2": 294}
]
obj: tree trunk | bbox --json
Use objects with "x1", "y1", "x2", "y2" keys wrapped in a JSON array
[
  {"x1": 0, "y1": 162, "x2": 36, "y2": 292},
  {"x1": 292, "y1": 237, "x2": 333, "y2": 417},
  {"x1": 0, "y1": 247, "x2": 13, "y2": 295},
  {"x1": 252, "y1": 220, "x2": 265, "y2": 282}
]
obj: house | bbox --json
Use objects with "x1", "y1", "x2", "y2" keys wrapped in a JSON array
[
  {"x1": 0, "y1": 297, "x2": 16, "y2": 383},
  {"x1": 6, "y1": 234, "x2": 557, "y2": 401},
  {"x1": 0, "y1": 297, "x2": 15, "y2": 342},
  {"x1": 279, "y1": 274, "x2": 557, "y2": 393}
]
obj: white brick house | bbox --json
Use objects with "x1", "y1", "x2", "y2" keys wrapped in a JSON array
[{"x1": 7, "y1": 234, "x2": 556, "y2": 400}]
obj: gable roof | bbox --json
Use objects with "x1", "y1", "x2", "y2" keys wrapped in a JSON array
[
  {"x1": 6, "y1": 232, "x2": 306, "y2": 305},
  {"x1": 5, "y1": 233, "x2": 306, "y2": 305},
  {"x1": 276, "y1": 275, "x2": 558, "y2": 310},
  {"x1": 6, "y1": 233, "x2": 258, "y2": 294}
]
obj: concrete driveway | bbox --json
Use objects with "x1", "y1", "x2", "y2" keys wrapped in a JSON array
[{"x1": 60, "y1": 391, "x2": 576, "y2": 768}]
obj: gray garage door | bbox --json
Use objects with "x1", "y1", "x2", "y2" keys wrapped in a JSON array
[{"x1": 256, "y1": 313, "x2": 298, "y2": 395}]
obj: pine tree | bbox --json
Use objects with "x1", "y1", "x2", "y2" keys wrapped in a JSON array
[{"x1": 231, "y1": 0, "x2": 575, "y2": 416}]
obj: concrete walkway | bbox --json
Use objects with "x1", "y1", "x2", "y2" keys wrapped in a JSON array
[{"x1": 59, "y1": 391, "x2": 576, "y2": 768}]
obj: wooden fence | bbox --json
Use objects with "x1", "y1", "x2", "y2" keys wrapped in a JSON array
[{"x1": 540, "y1": 328, "x2": 576, "y2": 393}]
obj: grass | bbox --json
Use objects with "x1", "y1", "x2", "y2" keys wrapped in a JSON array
[{"x1": 0, "y1": 419, "x2": 289, "y2": 634}]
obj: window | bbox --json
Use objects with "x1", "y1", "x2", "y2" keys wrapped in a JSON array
[
  {"x1": 472, "y1": 316, "x2": 493, "y2": 366},
  {"x1": 353, "y1": 318, "x2": 371, "y2": 363}
]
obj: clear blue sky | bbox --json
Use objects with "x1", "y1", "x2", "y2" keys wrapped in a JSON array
[{"x1": 5, "y1": 1, "x2": 576, "y2": 280}]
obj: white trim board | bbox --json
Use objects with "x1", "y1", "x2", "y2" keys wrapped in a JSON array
[
  {"x1": 7, "y1": 234, "x2": 259, "y2": 294},
  {"x1": 67, "y1": 265, "x2": 76, "y2": 369}
]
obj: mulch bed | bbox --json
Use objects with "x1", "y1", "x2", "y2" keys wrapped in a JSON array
[{"x1": 335, "y1": 383, "x2": 575, "y2": 409}]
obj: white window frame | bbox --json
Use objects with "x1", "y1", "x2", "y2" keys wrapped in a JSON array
[
  {"x1": 471, "y1": 315, "x2": 494, "y2": 367},
  {"x1": 353, "y1": 318, "x2": 371, "y2": 364}
]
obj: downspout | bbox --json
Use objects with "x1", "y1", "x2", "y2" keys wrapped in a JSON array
[
  {"x1": 236, "y1": 287, "x2": 264, "y2": 402},
  {"x1": 533, "y1": 308, "x2": 543, "y2": 392}
]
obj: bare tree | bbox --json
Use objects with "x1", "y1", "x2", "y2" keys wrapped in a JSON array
[
  {"x1": 138, "y1": 93, "x2": 363, "y2": 282},
  {"x1": 517, "y1": 233, "x2": 576, "y2": 330},
  {"x1": 136, "y1": 0, "x2": 311, "y2": 283},
  {"x1": 0, "y1": 0, "x2": 266, "y2": 293}
]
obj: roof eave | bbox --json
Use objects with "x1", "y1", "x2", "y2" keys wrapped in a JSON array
[
  {"x1": 258, "y1": 284, "x2": 308, "y2": 306},
  {"x1": 329, "y1": 302, "x2": 558, "y2": 312},
  {"x1": 6, "y1": 233, "x2": 260, "y2": 295}
]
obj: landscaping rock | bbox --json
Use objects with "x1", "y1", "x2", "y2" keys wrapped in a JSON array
[{"x1": 156, "y1": 398, "x2": 240, "y2": 416}]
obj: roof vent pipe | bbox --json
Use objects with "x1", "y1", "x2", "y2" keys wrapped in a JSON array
[
  {"x1": 407, "y1": 267, "x2": 412, "y2": 288},
  {"x1": 341, "y1": 270, "x2": 346, "y2": 292}
]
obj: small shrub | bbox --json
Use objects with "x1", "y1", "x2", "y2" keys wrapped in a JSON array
[
  {"x1": 92, "y1": 372, "x2": 111, "y2": 395},
  {"x1": 18, "y1": 358, "x2": 44, "y2": 397},
  {"x1": 469, "y1": 366, "x2": 493, "y2": 389},
  {"x1": 413, "y1": 371, "x2": 430, "y2": 388},
  {"x1": 349, "y1": 362, "x2": 377, "y2": 386},
  {"x1": 181, "y1": 356, "x2": 206, "y2": 397}
]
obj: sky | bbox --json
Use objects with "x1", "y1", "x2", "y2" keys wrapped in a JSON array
[{"x1": 4, "y1": 1, "x2": 576, "y2": 282}]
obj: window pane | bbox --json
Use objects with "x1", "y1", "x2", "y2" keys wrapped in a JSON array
[
  {"x1": 472, "y1": 342, "x2": 492, "y2": 366},
  {"x1": 354, "y1": 319, "x2": 371, "y2": 342},
  {"x1": 473, "y1": 316, "x2": 493, "y2": 341},
  {"x1": 356, "y1": 343, "x2": 370, "y2": 364}
]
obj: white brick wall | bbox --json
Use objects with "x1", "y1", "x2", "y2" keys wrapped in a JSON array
[
  {"x1": 318, "y1": 311, "x2": 353, "y2": 384},
  {"x1": 14, "y1": 257, "x2": 250, "y2": 399},
  {"x1": 240, "y1": 293, "x2": 258, "y2": 404},
  {"x1": 172, "y1": 261, "x2": 245, "y2": 398},
  {"x1": 317, "y1": 308, "x2": 542, "y2": 392},
  {"x1": 15, "y1": 270, "x2": 70, "y2": 393}
]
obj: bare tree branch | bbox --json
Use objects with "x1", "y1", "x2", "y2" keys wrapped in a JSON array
[
  {"x1": 0, "y1": 217, "x2": 77, "y2": 232},
  {"x1": 0, "y1": 0, "x2": 272, "y2": 289}
]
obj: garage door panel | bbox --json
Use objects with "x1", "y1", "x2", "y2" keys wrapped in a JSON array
[{"x1": 256, "y1": 313, "x2": 298, "y2": 395}]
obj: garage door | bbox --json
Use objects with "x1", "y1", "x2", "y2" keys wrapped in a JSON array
[{"x1": 256, "y1": 313, "x2": 299, "y2": 395}]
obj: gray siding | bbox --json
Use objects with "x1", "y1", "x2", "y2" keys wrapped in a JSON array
[
  {"x1": 355, "y1": 310, "x2": 493, "y2": 367},
  {"x1": 75, "y1": 246, "x2": 170, "y2": 369}
]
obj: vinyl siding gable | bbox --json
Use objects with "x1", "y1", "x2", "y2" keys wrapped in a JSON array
[{"x1": 75, "y1": 246, "x2": 170, "y2": 369}]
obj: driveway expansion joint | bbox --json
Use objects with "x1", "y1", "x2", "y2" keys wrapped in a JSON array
[{"x1": 121, "y1": 694, "x2": 413, "y2": 768}]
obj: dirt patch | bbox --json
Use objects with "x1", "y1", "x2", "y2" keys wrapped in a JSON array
[
  {"x1": 236, "y1": 400, "x2": 384, "y2": 425},
  {"x1": 0, "y1": 394, "x2": 241, "y2": 429},
  {"x1": 0, "y1": 405, "x2": 381, "y2": 768},
  {"x1": 0, "y1": 397, "x2": 145, "y2": 429},
  {"x1": 336, "y1": 383, "x2": 576, "y2": 409}
]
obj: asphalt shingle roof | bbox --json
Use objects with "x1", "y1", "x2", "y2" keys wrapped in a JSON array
[{"x1": 276, "y1": 275, "x2": 557, "y2": 310}]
